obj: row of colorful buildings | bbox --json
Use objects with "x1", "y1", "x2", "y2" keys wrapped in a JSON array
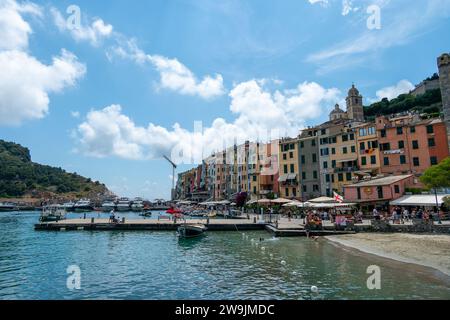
[
  {"x1": 175, "y1": 53, "x2": 450, "y2": 208},
  {"x1": 175, "y1": 87, "x2": 449, "y2": 205}
]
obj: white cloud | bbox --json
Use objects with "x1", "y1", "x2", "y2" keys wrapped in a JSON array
[
  {"x1": 0, "y1": 0, "x2": 42, "y2": 51},
  {"x1": 0, "y1": 50, "x2": 86, "y2": 125},
  {"x1": 370, "y1": 79, "x2": 414, "y2": 102},
  {"x1": 341, "y1": 0, "x2": 359, "y2": 16},
  {"x1": 307, "y1": 0, "x2": 450, "y2": 73},
  {"x1": 52, "y1": 7, "x2": 225, "y2": 100},
  {"x1": 51, "y1": 7, "x2": 113, "y2": 47},
  {"x1": 307, "y1": 0, "x2": 329, "y2": 7},
  {"x1": 0, "y1": 1, "x2": 86, "y2": 126},
  {"x1": 71, "y1": 111, "x2": 80, "y2": 118},
  {"x1": 109, "y1": 40, "x2": 225, "y2": 100},
  {"x1": 74, "y1": 81, "x2": 340, "y2": 162},
  {"x1": 149, "y1": 55, "x2": 225, "y2": 99}
]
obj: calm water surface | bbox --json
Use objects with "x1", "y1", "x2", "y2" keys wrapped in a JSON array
[{"x1": 0, "y1": 211, "x2": 449, "y2": 300}]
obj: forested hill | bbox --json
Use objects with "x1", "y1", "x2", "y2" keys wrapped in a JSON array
[
  {"x1": 364, "y1": 88, "x2": 442, "y2": 120},
  {"x1": 0, "y1": 140, "x2": 110, "y2": 198}
]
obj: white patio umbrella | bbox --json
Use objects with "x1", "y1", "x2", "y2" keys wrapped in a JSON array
[
  {"x1": 270, "y1": 198, "x2": 293, "y2": 204},
  {"x1": 282, "y1": 200, "x2": 303, "y2": 207}
]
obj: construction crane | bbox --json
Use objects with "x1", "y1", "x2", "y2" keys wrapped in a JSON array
[{"x1": 163, "y1": 155, "x2": 177, "y2": 200}]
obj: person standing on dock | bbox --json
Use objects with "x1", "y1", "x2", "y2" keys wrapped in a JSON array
[{"x1": 373, "y1": 207, "x2": 380, "y2": 220}]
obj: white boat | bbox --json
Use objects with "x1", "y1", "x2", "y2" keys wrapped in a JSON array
[
  {"x1": 177, "y1": 224, "x2": 207, "y2": 239},
  {"x1": 116, "y1": 197, "x2": 131, "y2": 212},
  {"x1": 74, "y1": 199, "x2": 93, "y2": 212},
  {"x1": 61, "y1": 201, "x2": 75, "y2": 211},
  {"x1": 131, "y1": 198, "x2": 144, "y2": 212},
  {"x1": 0, "y1": 202, "x2": 18, "y2": 212},
  {"x1": 101, "y1": 201, "x2": 116, "y2": 212},
  {"x1": 40, "y1": 205, "x2": 66, "y2": 222}
]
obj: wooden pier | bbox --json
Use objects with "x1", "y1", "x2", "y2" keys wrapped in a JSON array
[
  {"x1": 264, "y1": 225, "x2": 356, "y2": 237},
  {"x1": 34, "y1": 218, "x2": 266, "y2": 232},
  {"x1": 34, "y1": 217, "x2": 357, "y2": 237},
  {"x1": 35, "y1": 217, "x2": 450, "y2": 236}
]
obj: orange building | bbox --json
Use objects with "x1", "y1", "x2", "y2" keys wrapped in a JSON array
[{"x1": 376, "y1": 115, "x2": 449, "y2": 176}]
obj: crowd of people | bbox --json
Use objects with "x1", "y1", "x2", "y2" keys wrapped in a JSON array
[
  {"x1": 277, "y1": 205, "x2": 447, "y2": 227},
  {"x1": 372, "y1": 206, "x2": 445, "y2": 224}
]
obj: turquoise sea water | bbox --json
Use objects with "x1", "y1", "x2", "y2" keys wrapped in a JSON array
[{"x1": 0, "y1": 211, "x2": 449, "y2": 300}]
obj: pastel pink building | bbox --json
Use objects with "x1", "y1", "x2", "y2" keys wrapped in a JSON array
[{"x1": 344, "y1": 175, "x2": 416, "y2": 208}]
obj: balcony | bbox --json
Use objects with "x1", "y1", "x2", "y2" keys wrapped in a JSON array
[{"x1": 334, "y1": 167, "x2": 358, "y2": 173}]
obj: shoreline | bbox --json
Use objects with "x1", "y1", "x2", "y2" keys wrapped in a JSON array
[{"x1": 325, "y1": 233, "x2": 450, "y2": 278}]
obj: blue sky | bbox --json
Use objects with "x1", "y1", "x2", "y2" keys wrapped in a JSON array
[{"x1": 1, "y1": 0, "x2": 449, "y2": 199}]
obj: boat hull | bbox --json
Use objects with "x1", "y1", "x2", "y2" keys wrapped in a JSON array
[
  {"x1": 102, "y1": 206, "x2": 116, "y2": 212},
  {"x1": 74, "y1": 207, "x2": 93, "y2": 213},
  {"x1": 40, "y1": 216, "x2": 66, "y2": 222},
  {"x1": 177, "y1": 225, "x2": 207, "y2": 239}
]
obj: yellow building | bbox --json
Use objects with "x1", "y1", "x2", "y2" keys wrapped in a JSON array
[
  {"x1": 355, "y1": 122, "x2": 381, "y2": 175},
  {"x1": 278, "y1": 137, "x2": 300, "y2": 199},
  {"x1": 329, "y1": 127, "x2": 358, "y2": 193}
]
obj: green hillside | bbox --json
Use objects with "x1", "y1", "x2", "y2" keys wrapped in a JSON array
[
  {"x1": 0, "y1": 140, "x2": 110, "y2": 198},
  {"x1": 364, "y1": 88, "x2": 442, "y2": 121}
]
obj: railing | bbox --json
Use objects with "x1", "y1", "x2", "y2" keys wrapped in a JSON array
[{"x1": 334, "y1": 167, "x2": 359, "y2": 173}]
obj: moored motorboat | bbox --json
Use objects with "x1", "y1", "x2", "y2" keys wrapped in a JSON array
[
  {"x1": 0, "y1": 202, "x2": 18, "y2": 212},
  {"x1": 177, "y1": 224, "x2": 207, "y2": 239},
  {"x1": 186, "y1": 210, "x2": 208, "y2": 218},
  {"x1": 61, "y1": 201, "x2": 75, "y2": 212},
  {"x1": 101, "y1": 200, "x2": 116, "y2": 212},
  {"x1": 116, "y1": 197, "x2": 131, "y2": 212},
  {"x1": 207, "y1": 211, "x2": 217, "y2": 218},
  {"x1": 74, "y1": 199, "x2": 93, "y2": 212},
  {"x1": 40, "y1": 205, "x2": 66, "y2": 222},
  {"x1": 131, "y1": 197, "x2": 144, "y2": 212},
  {"x1": 139, "y1": 210, "x2": 153, "y2": 217}
]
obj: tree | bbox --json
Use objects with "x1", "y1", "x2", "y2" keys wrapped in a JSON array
[
  {"x1": 420, "y1": 157, "x2": 450, "y2": 223},
  {"x1": 444, "y1": 196, "x2": 450, "y2": 209},
  {"x1": 235, "y1": 192, "x2": 248, "y2": 207},
  {"x1": 420, "y1": 157, "x2": 450, "y2": 189}
]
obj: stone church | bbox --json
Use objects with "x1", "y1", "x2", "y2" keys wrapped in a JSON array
[{"x1": 329, "y1": 84, "x2": 365, "y2": 122}]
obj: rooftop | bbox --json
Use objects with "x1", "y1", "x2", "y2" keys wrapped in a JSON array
[{"x1": 347, "y1": 175, "x2": 413, "y2": 187}]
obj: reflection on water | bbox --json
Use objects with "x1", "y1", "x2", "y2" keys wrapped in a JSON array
[{"x1": 0, "y1": 211, "x2": 449, "y2": 300}]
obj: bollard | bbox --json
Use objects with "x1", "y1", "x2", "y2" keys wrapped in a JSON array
[
  {"x1": 253, "y1": 217, "x2": 257, "y2": 224},
  {"x1": 122, "y1": 217, "x2": 125, "y2": 224},
  {"x1": 91, "y1": 217, "x2": 95, "y2": 224}
]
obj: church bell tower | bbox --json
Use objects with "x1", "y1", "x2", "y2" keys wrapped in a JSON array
[{"x1": 346, "y1": 84, "x2": 365, "y2": 122}]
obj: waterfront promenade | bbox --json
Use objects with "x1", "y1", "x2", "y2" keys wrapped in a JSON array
[{"x1": 34, "y1": 214, "x2": 450, "y2": 236}]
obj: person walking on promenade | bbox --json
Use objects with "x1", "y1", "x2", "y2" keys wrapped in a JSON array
[
  {"x1": 402, "y1": 208, "x2": 410, "y2": 223},
  {"x1": 417, "y1": 208, "x2": 423, "y2": 220}
]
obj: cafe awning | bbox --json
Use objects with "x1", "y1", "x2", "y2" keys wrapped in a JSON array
[
  {"x1": 308, "y1": 196, "x2": 336, "y2": 203},
  {"x1": 391, "y1": 194, "x2": 449, "y2": 207},
  {"x1": 278, "y1": 175, "x2": 288, "y2": 182}
]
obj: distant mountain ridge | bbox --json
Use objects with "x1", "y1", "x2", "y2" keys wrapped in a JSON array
[{"x1": 0, "y1": 140, "x2": 110, "y2": 198}]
